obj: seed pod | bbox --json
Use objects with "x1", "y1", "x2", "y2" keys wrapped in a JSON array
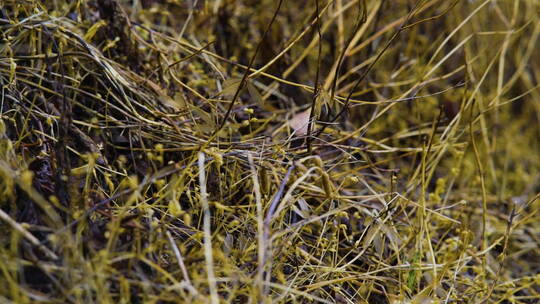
[
  {"x1": 260, "y1": 164, "x2": 270, "y2": 195},
  {"x1": 321, "y1": 171, "x2": 333, "y2": 198}
]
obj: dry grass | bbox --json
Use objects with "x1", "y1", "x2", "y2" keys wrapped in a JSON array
[{"x1": 0, "y1": 0, "x2": 539, "y2": 303}]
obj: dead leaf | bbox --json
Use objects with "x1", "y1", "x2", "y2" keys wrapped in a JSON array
[
  {"x1": 220, "y1": 77, "x2": 243, "y2": 97},
  {"x1": 159, "y1": 92, "x2": 188, "y2": 111},
  {"x1": 289, "y1": 109, "x2": 311, "y2": 136},
  {"x1": 246, "y1": 80, "x2": 264, "y2": 104}
]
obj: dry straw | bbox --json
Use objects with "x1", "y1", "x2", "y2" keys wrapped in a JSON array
[{"x1": 0, "y1": 0, "x2": 539, "y2": 303}]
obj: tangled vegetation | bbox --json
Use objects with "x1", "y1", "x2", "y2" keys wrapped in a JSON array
[{"x1": 0, "y1": 0, "x2": 539, "y2": 303}]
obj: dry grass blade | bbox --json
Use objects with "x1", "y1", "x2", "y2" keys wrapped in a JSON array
[{"x1": 0, "y1": 0, "x2": 539, "y2": 303}]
